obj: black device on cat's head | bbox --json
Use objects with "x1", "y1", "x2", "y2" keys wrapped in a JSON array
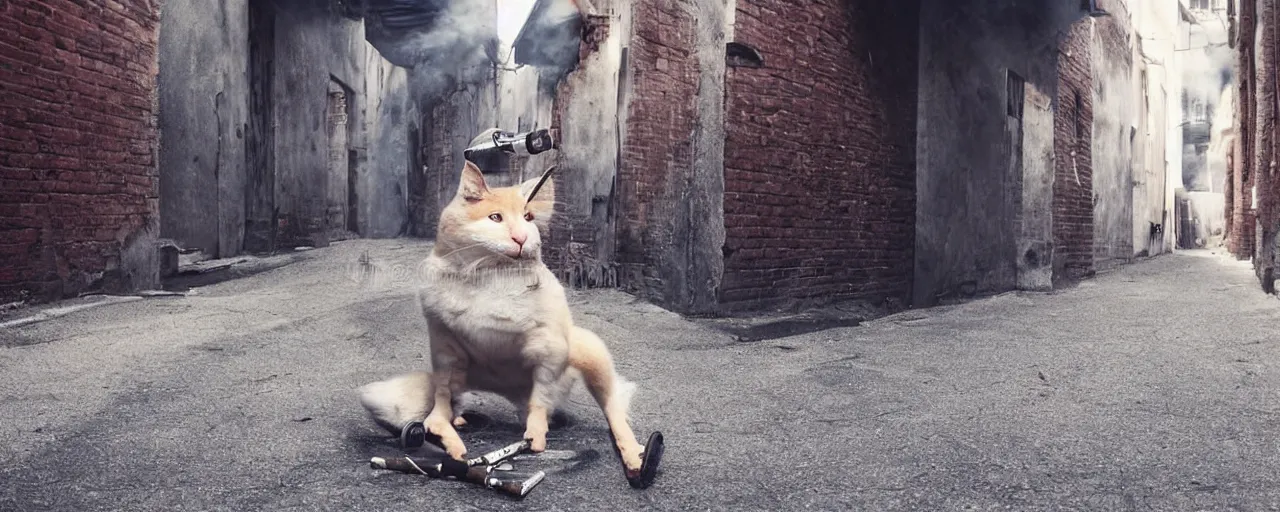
[{"x1": 463, "y1": 128, "x2": 556, "y2": 163}]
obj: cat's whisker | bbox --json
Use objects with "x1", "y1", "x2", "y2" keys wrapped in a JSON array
[
  {"x1": 437, "y1": 242, "x2": 489, "y2": 262},
  {"x1": 462, "y1": 253, "x2": 516, "y2": 276},
  {"x1": 462, "y1": 256, "x2": 493, "y2": 275}
]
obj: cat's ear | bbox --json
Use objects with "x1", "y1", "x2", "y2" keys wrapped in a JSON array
[
  {"x1": 457, "y1": 160, "x2": 489, "y2": 201},
  {"x1": 520, "y1": 167, "x2": 556, "y2": 219}
]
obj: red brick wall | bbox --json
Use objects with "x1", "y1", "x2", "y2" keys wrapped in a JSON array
[
  {"x1": 1229, "y1": 0, "x2": 1256, "y2": 259},
  {"x1": 614, "y1": 0, "x2": 699, "y2": 299},
  {"x1": 0, "y1": 0, "x2": 161, "y2": 304},
  {"x1": 1054, "y1": 19, "x2": 1094, "y2": 281},
  {"x1": 1253, "y1": 0, "x2": 1278, "y2": 288},
  {"x1": 718, "y1": 0, "x2": 919, "y2": 311}
]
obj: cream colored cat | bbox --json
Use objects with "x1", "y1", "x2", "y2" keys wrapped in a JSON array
[{"x1": 358, "y1": 160, "x2": 646, "y2": 475}]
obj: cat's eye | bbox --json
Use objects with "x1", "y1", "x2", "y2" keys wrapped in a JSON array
[
  {"x1": 524, "y1": 212, "x2": 534, "y2": 221},
  {"x1": 488, "y1": 213, "x2": 503, "y2": 222}
]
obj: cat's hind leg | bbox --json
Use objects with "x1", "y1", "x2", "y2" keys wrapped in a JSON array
[
  {"x1": 567, "y1": 326, "x2": 644, "y2": 472},
  {"x1": 451, "y1": 392, "x2": 473, "y2": 428}
]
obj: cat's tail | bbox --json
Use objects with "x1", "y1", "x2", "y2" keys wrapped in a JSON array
[{"x1": 357, "y1": 371, "x2": 432, "y2": 435}]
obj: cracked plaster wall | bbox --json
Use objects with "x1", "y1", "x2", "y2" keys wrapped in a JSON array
[
  {"x1": 159, "y1": 0, "x2": 413, "y2": 254},
  {"x1": 158, "y1": 0, "x2": 249, "y2": 258},
  {"x1": 915, "y1": 0, "x2": 1081, "y2": 306}
]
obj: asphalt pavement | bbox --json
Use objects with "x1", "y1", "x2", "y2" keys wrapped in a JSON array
[{"x1": 2, "y1": 240, "x2": 1278, "y2": 511}]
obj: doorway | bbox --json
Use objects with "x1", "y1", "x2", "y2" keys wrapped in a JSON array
[
  {"x1": 326, "y1": 79, "x2": 358, "y2": 241},
  {"x1": 1014, "y1": 73, "x2": 1055, "y2": 291}
]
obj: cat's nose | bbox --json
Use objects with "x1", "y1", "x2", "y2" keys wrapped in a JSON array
[{"x1": 511, "y1": 231, "x2": 528, "y2": 246}]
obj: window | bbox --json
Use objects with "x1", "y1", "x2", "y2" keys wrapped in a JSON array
[{"x1": 1006, "y1": 70, "x2": 1025, "y2": 120}]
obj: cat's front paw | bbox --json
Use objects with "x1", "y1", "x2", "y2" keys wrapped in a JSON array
[
  {"x1": 618, "y1": 440, "x2": 644, "y2": 472},
  {"x1": 426, "y1": 415, "x2": 468, "y2": 460},
  {"x1": 523, "y1": 428, "x2": 547, "y2": 452}
]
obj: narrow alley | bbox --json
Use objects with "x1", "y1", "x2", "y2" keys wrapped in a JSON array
[
  {"x1": 4, "y1": 0, "x2": 1280, "y2": 509},
  {"x1": 1, "y1": 240, "x2": 1278, "y2": 510}
]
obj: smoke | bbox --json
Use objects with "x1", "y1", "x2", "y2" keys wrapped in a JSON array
[
  {"x1": 358, "y1": 0, "x2": 582, "y2": 104},
  {"x1": 360, "y1": 0, "x2": 503, "y2": 102},
  {"x1": 1186, "y1": 191, "x2": 1226, "y2": 247},
  {"x1": 1182, "y1": 14, "x2": 1234, "y2": 116},
  {"x1": 1180, "y1": 11, "x2": 1235, "y2": 194},
  {"x1": 1179, "y1": 11, "x2": 1232, "y2": 246}
]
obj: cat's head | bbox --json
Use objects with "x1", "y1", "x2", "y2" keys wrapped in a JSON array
[{"x1": 435, "y1": 160, "x2": 556, "y2": 263}]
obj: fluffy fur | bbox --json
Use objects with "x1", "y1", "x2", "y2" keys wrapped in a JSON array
[{"x1": 358, "y1": 161, "x2": 646, "y2": 471}]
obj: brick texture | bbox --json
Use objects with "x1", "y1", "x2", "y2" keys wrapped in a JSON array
[
  {"x1": 1252, "y1": 0, "x2": 1278, "y2": 288},
  {"x1": 718, "y1": 0, "x2": 919, "y2": 311},
  {"x1": 545, "y1": 59, "x2": 620, "y2": 289},
  {"x1": 614, "y1": 0, "x2": 700, "y2": 300},
  {"x1": 1228, "y1": 0, "x2": 1256, "y2": 259},
  {"x1": 1054, "y1": 19, "x2": 1095, "y2": 281},
  {"x1": 0, "y1": 0, "x2": 161, "y2": 304}
]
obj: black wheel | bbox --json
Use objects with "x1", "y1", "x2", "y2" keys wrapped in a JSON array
[
  {"x1": 628, "y1": 431, "x2": 664, "y2": 489},
  {"x1": 400, "y1": 421, "x2": 426, "y2": 449}
]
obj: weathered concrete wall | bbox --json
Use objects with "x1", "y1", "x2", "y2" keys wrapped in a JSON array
[
  {"x1": 685, "y1": 0, "x2": 727, "y2": 314},
  {"x1": 915, "y1": 0, "x2": 1075, "y2": 306},
  {"x1": 361, "y1": 51, "x2": 416, "y2": 239},
  {"x1": 0, "y1": 0, "x2": 161, "y2": 304},
  {"x1": 721, "y1": 0, "x2": 916, "y2": 312},
  {"x1": 244, "y1": 1, "x2": 276, "y2": 254},
  {"x1": 1132, "y1": 56, "x2": 1154, "y2": 258},
  {"x1": 1132, "y1": 61, "x2": 1170, "y2": 256},
  {"x1": 159, "y1": 1, "x2": 412, "y2": 252},
  {"x1": 158, "y1": 0, "x2": 249, "y2": 258},
  {"x1": 614, "y1": 0, "x2": 726, "y2": 314},
  {"x1": 1129, "y1": 0, "x2": 1182, "y2": 258},
  {"x1": 1091, "y1": 6, "x2": 1136, "y2": 268},
  {"x1": 543, "y1": 11, "x2": 628, "y2": 288},
  {"x1": 272, "y1": 4, "x2": 369, "y2": 248},
  {"x1": 1017, "y1": 82, "x2": 1056, "y2": 291}
]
